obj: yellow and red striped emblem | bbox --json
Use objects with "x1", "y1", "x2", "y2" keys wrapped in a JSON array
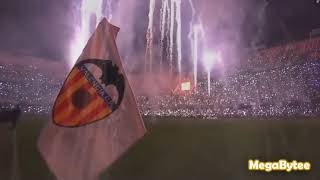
[{"x1": 52, "y1": 66, "x2": 112, "y2": 127}]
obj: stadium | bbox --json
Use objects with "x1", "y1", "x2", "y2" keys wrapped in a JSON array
[
  {"x1": 138, "y1": 39, "x2": 320, "y2": 118},
  {"x1": 1, "y1": 0, "x2": 320, "y2": 180},
  {"x1": 1, "y1": 37, "x2": 320, "y2": 118}
]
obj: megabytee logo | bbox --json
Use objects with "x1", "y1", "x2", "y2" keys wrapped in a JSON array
[{"x1": 248, "y1": 159, "x2": 311, "y2": 172}]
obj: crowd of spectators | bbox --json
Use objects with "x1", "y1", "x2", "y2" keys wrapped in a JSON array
[
  {"x1": 243, "y1": 37, "x2": 320, "y2": 71},
  {"x1": 0, "y1": 64, "x2": 61, "y2": 114},
  {"x1": 138, "y1": 38, "x2": 320, "y2": 118},
  {"x1": 0, "y1": 37, "x2": 320, "y2": 118},
  {"x1": 137, "y1": 61, "x2": 320, "y2": 118}
]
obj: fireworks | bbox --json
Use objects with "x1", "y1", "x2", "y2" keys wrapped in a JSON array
[
  {"x1": 145, "y1": 0, "x2": 156, "y2": 73},
  {"x1": 189, "y1": 24, "x2": 204, "y2": 91},
  {"x1": 147, "y1": 0, "x2": 207, "y2": 89},
  {"x1": 188, "y1": 0, "x2": 205, "y2": 91},
  {"x1": 147, "y1": 0, "x2": 183, "y2": 77},
  {"x1": 69, "y1": 0, "x2": 113, "y2": 69},
  {"x1": 202, "y1": 50, "x2": 222, "y2": 95},
  {"x1": 175, "y1": 0, "x2": 182, "y2": 78}
]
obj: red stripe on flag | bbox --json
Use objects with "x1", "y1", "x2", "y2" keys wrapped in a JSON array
[
  {"x1": 78, "y1": 103, "x2": 109, "y2": 126},
  {"x1": 60, "y1": 70, "x2": 84, "y2": 94},
  {"x1": 54, "y1": 82, "x2": 93, "y2": 115},
  {"x1": 57, "y1": 92, "x2": 100, "y2": 125}
]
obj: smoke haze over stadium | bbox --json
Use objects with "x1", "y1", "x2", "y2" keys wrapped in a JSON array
[
  {"x1": 0, "y1": 2, "x2": 320, "y2": 179},
  {"x1": 0, "y1": 0, "x2": 319, "y2": 64}
]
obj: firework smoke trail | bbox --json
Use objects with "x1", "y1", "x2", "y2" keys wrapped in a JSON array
[
  {"x1": 147, "y1": 0, "x2": 182, "y2": 77},
  {"x1": 165, "y1": 1, "x2": 171, "y2": 71},
  {"x1": 188, "y1": 0, "x2": 197, "y2": 90},
  {"x1": 192, "y1": 24, "x2": 205, "y2": 89},
  {"x1": 192, "y1": 25, "x2": 199, "y2": 90},
  {"x1": 175, "y1": 0, "x2": 182, "y2": 80},
  {"x1": 188, "y1": 0, "x2": 196, "y2": 37},
  {"x1": 145, "y1": 0, "x2": 156, "y2": 73},
  {"x1": 70, "y1": 0, "x2": 103, "y2": 67},
  {"x1": 187, "y1": 0, "x2": 205, "y2": 91},
  {"x1": 169, "y1": 0, "x2": 175, "y2": 75},
  {"x1": 160, "y1": 0, "x2": 169, "y2": 73},
  {"x1": 205, "y1": 51, "x2": 221, "y2": 96},
  {"x1": 106, "y1": 0, "x2": 113, "y2": 21},
  {"x1": 69, "y1": 0, "x2": 113, "y2": 69},
  {"x1": 208, "y1": 70, "x2": 211, "y2": 96}
]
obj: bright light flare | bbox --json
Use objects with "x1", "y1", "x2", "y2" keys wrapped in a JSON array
[
  {"x1": 202, "y1": 50, "x2": 222, "y2": 72},
  {"x1": 202, "y1": 50, "x2": 221, "y2": 96},
  {"x1": 181, "y1": 81, "x2": 191, "y2": 91},
  {"x1": 69, "y1": 0, "x2": 104, "y2": 69}
]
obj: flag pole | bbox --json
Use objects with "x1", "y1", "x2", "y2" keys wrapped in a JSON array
[{"x1": 11, "y1": 128, "x2": 20, "y2": 180}]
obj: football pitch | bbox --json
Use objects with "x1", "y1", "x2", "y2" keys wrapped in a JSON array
[{"x1": 0, "y1": 115, "x2": 320, "y2": 180}]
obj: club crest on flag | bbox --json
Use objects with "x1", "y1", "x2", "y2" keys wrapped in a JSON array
[
  {"x1": 38, "y1": 18, "x2": 146, "y2": 180},
  {"x1": 52, "y1": 59, "x2": 125, "y2": 127}
]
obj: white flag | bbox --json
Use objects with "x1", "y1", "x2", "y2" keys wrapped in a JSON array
[{"x1": 38, "y1": 18, "x2": 146, "y2": 180}]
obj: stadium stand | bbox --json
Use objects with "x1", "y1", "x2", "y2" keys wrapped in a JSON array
[
  {"x1": 138, "y1": 38, "x2": 320, "y2": 118},
  {"x1": 0, "y1": 38, "x2": 320, "y2": 117}
]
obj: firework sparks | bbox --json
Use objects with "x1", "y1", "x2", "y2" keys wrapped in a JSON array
[
  {"x1": 188, "y1": 0, "x2": 205, "y2": 91},
  {"x1": 160, "y1": 0, "x2": 169, "y2": 73},
  {"x1": 145, "y1": 0, "x2": 156, "y2": 73},
  {"x1": 203, "y1": 50, "x2": 222, "y2": 95},
  {"x1": 69, "y1": 0, "x2": 113, "y2": 69},
  {"x1": 175, "y1": 0, "x2": 182, "y2": 80}
]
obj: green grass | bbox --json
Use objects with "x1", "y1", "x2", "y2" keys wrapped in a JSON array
[{"x1": 1, "y1": 116, "x2": 320, "y2": 180}]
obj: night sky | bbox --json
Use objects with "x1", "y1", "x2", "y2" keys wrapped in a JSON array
[
  {"x1": 260, "y1": 0, "x2": 320, "y2": 46},
  {"x1": 0, "y1": 0, "x2": 319, "y2": 62}
]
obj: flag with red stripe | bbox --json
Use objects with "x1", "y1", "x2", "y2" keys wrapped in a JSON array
[
  {"x1": 52, "y1": 62, "x2": 114, "y2": 127},
  {"x1": 38, "y1": 18, "x2": 146, "y2": 180}
]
